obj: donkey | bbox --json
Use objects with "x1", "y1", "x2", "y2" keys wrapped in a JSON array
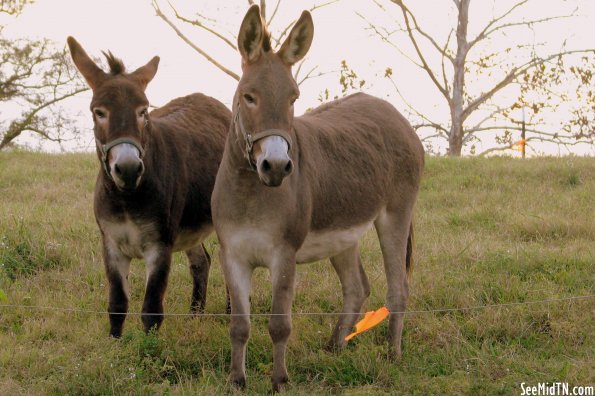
[
  {"x1": 67, "y1": 37, "x2": 230, "y2": 337},
  {"x1": 211, "y1": 6, "x2": 424, "y2": 390}
]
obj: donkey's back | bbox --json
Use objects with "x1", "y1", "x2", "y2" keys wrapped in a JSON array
[
  {"x1": 295, "y1": 92, "x2": 424, "y2": 231},
  {"x1": 150, "y1": 93, "x2": 231, "y2": 231}
]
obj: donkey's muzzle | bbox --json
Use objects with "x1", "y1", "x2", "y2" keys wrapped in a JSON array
[
  {"x1": 109, "y1": 143, "x2": 145, "y2": 191},
  {"x1": 114, "y1": 158, "x2": 144, "y2": 190},
  {"x1": 257, "y1": 156, "x2": 293, "y2": 187},
  {"x1": 254, "y1": 135, "x2": 293, "y2": 187}
]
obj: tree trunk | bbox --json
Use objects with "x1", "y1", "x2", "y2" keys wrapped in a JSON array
[
  {"x1": 448, "y1": 119, "x2": 464, "y2": 156},
  {"x1": 448, "y1": 0, "x2": 470, "y2": 156}
]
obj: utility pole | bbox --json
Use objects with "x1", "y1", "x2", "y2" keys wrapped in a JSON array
[{"x1": 521, "y1": 107, "x2": 526, "y2": 159}]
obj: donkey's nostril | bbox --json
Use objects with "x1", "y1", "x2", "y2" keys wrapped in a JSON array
[
  {"x1": 114, "y1": 164, "x2": 122, "y2": 175},
  {"x1": 284, "y1": 160, "x2": 293, "y2": 175},
  {"x1": 262, "y1": 159, "x2": 271, "y2": 172}
]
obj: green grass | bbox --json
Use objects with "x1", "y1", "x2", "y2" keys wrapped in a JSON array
[{"x1": 0, "y1": 151, "x2": 593, "y2": 395}]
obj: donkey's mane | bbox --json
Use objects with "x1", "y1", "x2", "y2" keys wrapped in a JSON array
[
  {"x1": 102, "y1": 51, "x2": 126, "y2": 75},
  {"x1": 262, "y1": 27, "x2": 272, "y2": 52}
]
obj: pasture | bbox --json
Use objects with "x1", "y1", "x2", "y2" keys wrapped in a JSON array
[{"x1": 0, "y1": 151, "x2": 593, "y2": 395}]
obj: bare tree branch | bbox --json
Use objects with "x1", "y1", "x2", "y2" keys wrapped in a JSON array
[
  {"x1": 273, "y1": 0, "x2": 339, "y2": 48},
  {"x1": 267, "y1": 0, "x2": 281, "y2": 25},
  {"x1": 469, "y1": 125, "x2": 591, "y2": 142},
  {"x1": 392, "y1": 1, "x2": 454, "y2": 63},
  {"x1": 463, "y1": 105, "x2": 509, "y2": 141},
  {"x1": 389, "y1": 0, "x2": 451, "y2": 102},
  {"x1": 441, "y1": 29, "x2": 454, "y2": 96},
  {"x1": 168, "y1": 1, "x2": 237, "y2": 51},
  {"x1": 356, "y1": 11, "x2": 423, "y2": 68},
  {"x1": 471, "y1": 14, "x2": 577, "y2": 50},
  {"x1": 152, "y1": 0, "x2": 240, "y2": 81},
  {"x1": 468, "y1": 0, "x2": 529, "y2": 49},
  {"x1": 260, "y1": 0, "x2": 267, "y2": 20},
  {"x1": 297, "y1": 66, "x2": 335, "y2": 86},
  {"x1": 478, "y1": 135, "x2": 590, "y2": 156},
  {"x1": 486, "y1": 14, "x2": 576, "y2": 40},
  {"x1": 385, "y1": 73, "x2": 449, "y2": 133},
  {"x1": 420, "y1": 132, "x2": 446, "y2": 141}
]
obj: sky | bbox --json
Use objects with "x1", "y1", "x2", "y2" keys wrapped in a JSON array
[{"x1": 2, "y1": 0, "x2": 593, "y2": 155}]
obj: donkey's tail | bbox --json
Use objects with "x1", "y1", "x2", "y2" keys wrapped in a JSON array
[{"x1": 406, "y1": 222, "x2": 414, "y2": 280}]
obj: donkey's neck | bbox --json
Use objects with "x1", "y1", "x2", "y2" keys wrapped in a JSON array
[{"x1": 224, "y1": 119, "x2": 256, "y2": 173}]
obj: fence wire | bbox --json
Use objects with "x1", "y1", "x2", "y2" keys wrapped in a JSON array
[{"x1": 0, "y1": 294, "x2": 592, "y2": 317}]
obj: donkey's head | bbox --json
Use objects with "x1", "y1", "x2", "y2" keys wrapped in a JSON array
[
  {"x1": 67, "y1": 37, "x2": 159, "y2": 192},
  {"x1": 234, "y1": 5, "x2": 314, "y2": 187}
]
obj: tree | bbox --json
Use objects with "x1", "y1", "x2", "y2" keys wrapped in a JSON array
[
  {"x1": 360, "y1": 0, "x2": 594, "y2": 156},
  {"x1": 479, "y1": 53, "x2": 594, "y2": 156},
  {"x1": 0, "y1": 0, "x2": 88, "y2": 151},
  {"x1": 151, "y1": 0, "x2": 338, "y2": 85}
]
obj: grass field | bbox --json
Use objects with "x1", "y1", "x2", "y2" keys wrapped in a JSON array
[{"x1": 0, "y1": 151, "x2": 593, "y2": 395}]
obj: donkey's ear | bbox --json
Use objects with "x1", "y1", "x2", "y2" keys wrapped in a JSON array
[
  {"x1": 238, "y1": 4, "x2": 264, "y2": 64},
  {"x1": 67, "y1": 36, "x2": 106, "y2": 90},
  {"x1": 278, "y1": 11, "x2": 314, "y2": 66},
  {"x1": 131, "y1": 56, "x2": 160, "y2": 91}
]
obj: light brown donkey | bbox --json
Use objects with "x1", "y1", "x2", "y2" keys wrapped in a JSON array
[{"x1": 212, "y1": 5, "x2": 424, "y2": 391}]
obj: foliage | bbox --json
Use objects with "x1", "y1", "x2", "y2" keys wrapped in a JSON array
[
  {"x1": 362, "y1": 0, "x2": 594, "y2": 156},
  {"x1": 0, "y1": 0, "x2": 88, "y2": 151},
  {"x1": 516, "y1": 54, "x2": 594, "y2": 139},
  {"x1": 317, "y1": 60, "x2": 366, "y2": 103},
  {"x1": 0, "y1": 0, "x2": 34, "y2": 15},
  {"x1": 0, "y1": 151, "x2": 593, "y2": 394}
]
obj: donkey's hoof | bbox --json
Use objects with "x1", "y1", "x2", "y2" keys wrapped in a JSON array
[
  {"x1": 109, "y1": 325, "x2": 123, "y2": 338},
  {"x1": 271, "y1": 375, "x2": 289, "y2": 393},
  {"x1": 324, "y1": 339, "x2": 346, "y2": 353},
  {"x1": 231, "y1": 376, "x2": 246, "y2": 389},
  {"x1": 189, "y1": 303, "x2": 205, "y2": 316},
  {"x1": 388, "y1": 347, "x2": 403, "y2": 362},
  {"x1": 142, "y1": 314, "x2": 163, "y2": 334}
]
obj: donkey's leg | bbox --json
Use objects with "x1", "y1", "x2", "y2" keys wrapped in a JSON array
[
  {"x1": 102, "y1": 238, "x2": 131, "y2": 338},
  {"x1": 220, "y1": 248, "x2": 253, "y2": 388},
  {"x1": 141, "y1": 245, "x2": 172, "y2": 333},
  {"x1": 327, "y1": 243, "x2": 370, "y2": 351},
  {"x1": 374, "y1": 207, "x2": 412, "y2": 359},
  {"x1": 268, "y1": 251, "x2": 297, "y2": 392},
  {"x1": 186, "y1": 243, "x2": 210, "y2": 313}
]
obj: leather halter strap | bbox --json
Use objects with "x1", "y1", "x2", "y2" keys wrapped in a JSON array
[
  {"x1": 97, "y1": 137, "x2": 145, "y2": 178},
  {"x1": 234, "y1": 108, "x2": 293, "y2": 171}
]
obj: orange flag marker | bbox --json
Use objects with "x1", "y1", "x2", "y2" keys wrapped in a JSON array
[
  {"x1": 345, "y1": 307, "x2": 390, "y2": 341},
  {"x1": 511, "y1": 139, "x2": 526, "y2": 152}
]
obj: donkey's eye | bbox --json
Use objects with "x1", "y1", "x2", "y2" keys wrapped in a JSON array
[
  {"x1": 243, "y1": 94, "x2": 256, "y2": 105},
  {"x1": 93, "y1": 109, "x2": 106, "y2": 119}
]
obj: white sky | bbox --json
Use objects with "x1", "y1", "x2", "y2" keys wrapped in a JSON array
[{"x1": 2, "y1": 0, "x2": 594, "y2": 155}]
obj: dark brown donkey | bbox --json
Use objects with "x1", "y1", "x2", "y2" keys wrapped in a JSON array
[
  {"x1": 67, "y1": 37, "x2": 230, "y2": 337},
  {"x1": 212, "y1": 6, "x2": 424, "y2": 391}
]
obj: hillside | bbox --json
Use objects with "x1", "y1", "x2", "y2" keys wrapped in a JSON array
[{"x1": 0, "y1": 151, "x2": 593, "y2": 394}]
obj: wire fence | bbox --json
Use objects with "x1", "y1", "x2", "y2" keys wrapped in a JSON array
[{"x1": 0, "y1": 294, "x2": 592, "y2": 317}]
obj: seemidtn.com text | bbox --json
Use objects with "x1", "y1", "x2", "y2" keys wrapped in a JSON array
[{"x1": 520, "y1": 383, "x2": 594, "y2": 396}]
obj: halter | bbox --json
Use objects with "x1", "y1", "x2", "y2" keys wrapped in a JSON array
[
  {"x1": 97, "y1": 137, "x2": 145, "y2": 179},
  {"x1": 234, "y1": 107, "x2": 293, "y2": 171}
]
